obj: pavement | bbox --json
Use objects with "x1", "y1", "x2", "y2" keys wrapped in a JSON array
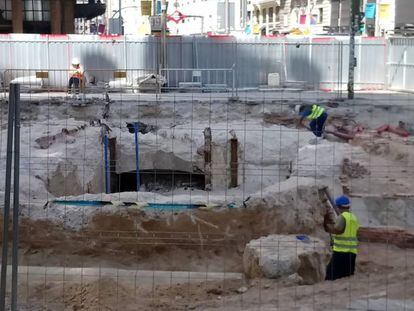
[
  {"x1": 3, "y1": 265, "x2": 242, "y2": 285},
  {"x1": 2, "y1": 89, "x2": 414, "y2": 105}
]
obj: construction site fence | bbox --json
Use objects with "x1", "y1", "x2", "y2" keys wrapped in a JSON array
[
  {"x1": 0, "y1": 34, "x2": 392, "y2": 91},
  {"x1": 160, "y1": 66, "x2": 236, "y2": 95},
  {"x1": 1, "y1": 68, "x2": 237, "y2": 95},
  {"x1": 1, "y1": 69, "x2": 158, "y2": 93},
  {"x1": 388, "y1": 37, "x2": 414, "y2": 91}
]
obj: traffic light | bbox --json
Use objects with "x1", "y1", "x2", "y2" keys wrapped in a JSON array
[{"x1": 356, "y1": 12, "x2": 365, "y2": 33}]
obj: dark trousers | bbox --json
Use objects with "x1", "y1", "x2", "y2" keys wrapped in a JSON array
[
  {"x1": 68, "y1": 77, "x2": 80, "y2": 93},
  {"x1": 309, "y1": 112, "x2": 327, "y2": 137},
  {"x1": 325, "y1": 251, "x2": 356, "y2": 281}
]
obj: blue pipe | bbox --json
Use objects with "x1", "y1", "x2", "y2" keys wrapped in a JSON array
[
  {"x1": 104, "y1": 134, "x2": 110, "y2": 194},
  {"x1": 134, "y1": 122, "x2": 140, "y2": 192}
]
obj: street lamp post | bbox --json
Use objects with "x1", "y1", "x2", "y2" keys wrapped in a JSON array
[
  {"x1": 348, "y1": 0, "x2": 359, "y2": 99},
  {"x1": 161, "y1": 0, "x2": 167, "y2": 71},
  {"x1": 118, "y1": 0, "x2": 123, "y2": 34}
]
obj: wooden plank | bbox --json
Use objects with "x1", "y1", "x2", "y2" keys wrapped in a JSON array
[
  {"x1": 113, "y1": 71, "x2": 127, "y2": 79},
  {"x1": 35, "y1": 71, "x2": 49, "y2": 79}
]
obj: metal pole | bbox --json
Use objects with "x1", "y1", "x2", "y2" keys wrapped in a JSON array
[
  {"x1": 161, "y1": 0, "x2": 167, "y2": 70},
  {"x1": 203, "y1": 128, "x2": 212, "y2": 191},
  {"x1": 0, "y1": 83, "x2": 16, "y2": 310},
  {"x1": 104, "y1": 134, "x2": 110, "y2": 194},
  {"x1": 230, "y1": 138, "x2": 238, "y2": 188},
  {"x1": 225, "y1": 0, "x2": 229, "y2": 34},
  {"x1": 118, "y1": 0, "x2": 123, "y2": 35},
  {"x1": 134, "y1": 123, "x2": 140, "y2": 192},
  {"x1": 152, "y1": 0, "x2": 156, "y2": 15},
  {"x1": 348, "y1": 0, "x2": 358, "y2": 99},
  {"x1": 242, "y1": 0, "x2": 247, "y2": 29},
  {"x1": 11, "y1": 83, "x2": 20, "y2": 311}
]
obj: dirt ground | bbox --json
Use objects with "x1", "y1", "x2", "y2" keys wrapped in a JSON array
[
  {"x1": 2, "y1": 94, "x2": 414, "y2": 310},
  {"x1": 10, "y1": 243, "x2": 414, "y2": 311}
]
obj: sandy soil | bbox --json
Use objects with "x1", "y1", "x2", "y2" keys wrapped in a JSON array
[
  {"x1": 9, "y1": 243, "x2": 414, "y2": 311},
  {"x1": 1, "y1": 93, "x2": 414, "y2": 310}
]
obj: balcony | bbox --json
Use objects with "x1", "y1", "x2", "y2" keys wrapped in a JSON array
[
  {"x1": 250, "y1": 0, "x2": 280, "y2": 6},
  {"x1": 75, "y1": 1, "x2": 106, "y2": 20}
]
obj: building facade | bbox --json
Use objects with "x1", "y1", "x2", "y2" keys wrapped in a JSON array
[
  {"x1": 167, "y1": 0, "x2": 243, "y2": 35},
  {"x1": 247, "y1": 0, "x2": 352, "y2": 35},
  {"x1": 372, "y1": 0, "x2": 414, "y2": 36},
  {"x1": 247, "y1": 0, "x2": 414, "y2": 37},
  {"x1": 102, "y1": 0, "x2": 162, "y2": 35},
  {"x1": 0, "y1": 0, "x2": 105, "y2": 34}
]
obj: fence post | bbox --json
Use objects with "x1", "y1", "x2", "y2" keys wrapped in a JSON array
[
  {"x1": 124, "y1": 35, "x2": 127, "y2": 70},
  {"x1": 403, "y1": 48, "x2": 407, "y2": 90},
  {"x1": 108, "y1": 137, "x2": 118, "y2": 193},
  {"x1": 309, "y1": 37, "x2": 313, "y2": 87},
  {"x1": 104, "y1": 134, "x2": 110, "y2": 194},
  {"x1": 232, "y1": 64, "x2": 235, "y2": 98},
  {"x1": 0, "y1": 83, "x2": 16, "y2": 310},
  {"x1": 11, "y1": 83, "x2": 20, "y2": 311},
  {"x1": 134, "y1": 123, "x2": 140, "y2": 192},
  {"x1": 235, "y1": 40, "x2": 238, "y2": 97},
  {"x1": 204, "y1": 127, "x2": 212, "y2": 191},
  {"x1": 230, "y1": 137, "x2": 238, "y2": 188}
]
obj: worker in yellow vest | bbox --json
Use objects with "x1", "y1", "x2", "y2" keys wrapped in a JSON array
[
  {"x1": 68, "y1": 57, "x2": 84, "y2": 95},
  {"x1": 298, "y1": 104, "x2": 328, "y2": 144},
  {"x1": 323, "y1": 195, "x2": 360, "y2": 281}
]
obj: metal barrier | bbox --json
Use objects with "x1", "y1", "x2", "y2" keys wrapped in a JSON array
[
  {"x1": 160, "y1": 66, "x2": 236, "y2": 96},
  {"x1": 388, "y1": 37, "x2": 414, "y2": 91},
  {"x1": 2, "y1": 69, "x2": 71, "y2": 93},
  {"x1": 0, "y1": 34, "x2": 388, "y2": 91},
  {"x1": 2, "y1": 68, "x2": 159, "y2": 96},
  {"x1": 84, "y1": 69, "x2": 158, "y2": 93}
]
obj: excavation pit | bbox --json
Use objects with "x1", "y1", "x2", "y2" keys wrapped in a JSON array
[{"x1": 115, "y1": 169, "x2": 206, "y2": 193}]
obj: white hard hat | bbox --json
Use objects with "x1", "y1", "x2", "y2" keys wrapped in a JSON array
[{"x1": 72, "y1": 57, "x2": 80, "y2": 65}]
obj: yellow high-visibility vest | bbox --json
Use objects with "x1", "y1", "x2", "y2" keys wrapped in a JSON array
[
  {"x1": 71, "y1": 66, "x2": 83, "y2": 79},
  {"x1": 333, "y1": 211, "x2": 359, "y2": 254},
  {"x1": 307, "y1": 105, "x2": 325, "y2": 120}
]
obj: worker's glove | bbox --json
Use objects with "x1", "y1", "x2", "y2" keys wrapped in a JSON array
[{"x1": 323, "y1": 212, "x2": 334, "y2": 232}]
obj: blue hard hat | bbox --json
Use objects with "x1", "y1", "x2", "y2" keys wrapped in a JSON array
[{"x1": 335, "y1": 195, "x2": 350, "y2": 207}]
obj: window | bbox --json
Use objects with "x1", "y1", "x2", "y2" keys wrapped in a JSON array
[
  {"x1": 275, "y1": 6, "x2": 280, "y2": 22},
  {"x1": 269, "y1": 7, "x2": 273, "y2": 23},
  {"x1": 0, "y1": 0, "x2": 12, "y2": 20},
  {"x1": 262, "y1": 8, "x2": 266, "y2": 23},
  {"x1": 318, "y1": 8, "x2": 323, "y2": 23},
  {"x1": 255, "y1": 10, "x2": 259, "y2": 23},
  {"x1": 24, "y1": 0, "x2": 50, "y2": 21}
]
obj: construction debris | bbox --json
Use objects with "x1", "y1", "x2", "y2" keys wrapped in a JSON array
[
  {"x1": 243, "y1": 234, "x2": 329, "y2": 284},
  {"x1": 376, "y1": 122, "x2": 410, "y2": 137},
  {"x1": 137, "y1": 74, "x2": 166, "y2": 93},
  {"x1": 342, "y1": 158, "x2": 370, "y2": 178},
  {"x1": 35, "y1": 124, "x2": 87, "y2": 149},
  {"x1": 126, "y1": 122, "x2": 157, "y2": 134},
  {"x1": 359, "y1": 227, "x2": 414, "y2": 248}
]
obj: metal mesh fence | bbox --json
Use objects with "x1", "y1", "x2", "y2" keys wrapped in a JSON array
[{"x1": 0, "y1": 65, "x2": 413, "y2": 311}]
